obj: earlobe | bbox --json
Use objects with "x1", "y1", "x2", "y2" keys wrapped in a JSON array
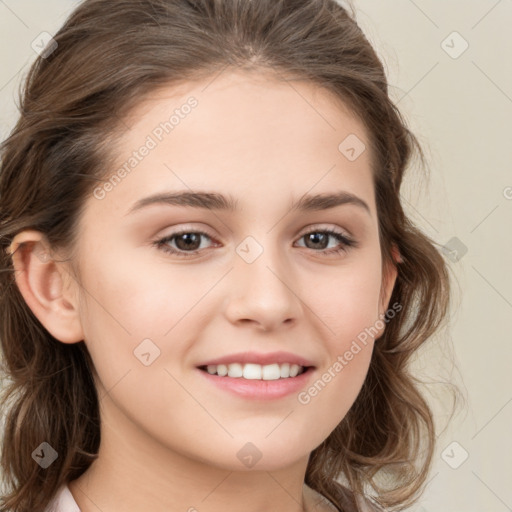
[
  {"x1": 8, "y1": 230, "x2": 84, "y2": 344},
  {"x1": 391, "y1": 244, "x2": 402, "y2": 264}
]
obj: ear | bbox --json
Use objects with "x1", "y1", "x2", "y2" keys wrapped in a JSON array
[
  {"x1": 378, "y1": 243, "x2": 401, "y2": 317},
  {"x1": 8, "y1": 230, "x2": 84, "y2": 344}
]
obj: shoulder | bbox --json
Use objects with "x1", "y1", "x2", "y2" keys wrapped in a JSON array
[
  {"x1": 44, "y1": 484, "x2": 82, "y2": 512},
  {"x1": 305, "y1": 483, "x2": 386, "y2": 512},
  {"x1": 304, "y1": 484, "x2": 340, "y2": 511}
]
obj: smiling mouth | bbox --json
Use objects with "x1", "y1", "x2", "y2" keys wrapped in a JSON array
[{"x1": 197, "y1": 362, "x2": 313, "y2": 380}]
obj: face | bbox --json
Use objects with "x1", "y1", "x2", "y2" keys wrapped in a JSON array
[{"x1": 69, "y1": 69, "x2": 396, "y2": 472}]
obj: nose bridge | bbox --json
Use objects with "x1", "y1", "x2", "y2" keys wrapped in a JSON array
[{"x1": 225, "y1": 232, "x2": 302, "y2": 329}]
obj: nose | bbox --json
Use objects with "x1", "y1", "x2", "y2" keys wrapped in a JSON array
[{"x1": 223, "y1": 242, "x2": 303, "y2": 332}]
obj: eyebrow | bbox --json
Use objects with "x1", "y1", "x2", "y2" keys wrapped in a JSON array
[{"x1": 126, "y1": 190, "x2": 371, "y2": 216}]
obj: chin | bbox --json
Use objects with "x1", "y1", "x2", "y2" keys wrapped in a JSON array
[{"x1": 200, "y1": 440, "x2": 310, "y2": 473}]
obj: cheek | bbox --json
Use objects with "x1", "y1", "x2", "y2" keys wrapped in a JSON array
[
  {"x1": 291, "y1": 253, "x2": 383, "y2": 430},
  {"x1": 75, "y1": 248, "x2": 218, "y2": 384},
  {"x1": 310, "y1": 252, "x2": 383, "y2": 348},
  {"x1": 78, "y1": 246, "x2": 200, "y2": 335},
  {"x1": 75, "y1": 253, "x2": 166, "y2": 385}
]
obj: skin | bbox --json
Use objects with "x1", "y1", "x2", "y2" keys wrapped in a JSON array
[{"x1": 10, "y1": 69, "x2": 397, "y2": 512}]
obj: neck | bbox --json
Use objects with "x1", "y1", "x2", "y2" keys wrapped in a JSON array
[{"x1": 68, "y1": 404, "x2": 317, "y2": 512}]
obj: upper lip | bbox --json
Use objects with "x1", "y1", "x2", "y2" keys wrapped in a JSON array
[{"x1": 197, "y1": 351, "x2": 315, "y2": 368}]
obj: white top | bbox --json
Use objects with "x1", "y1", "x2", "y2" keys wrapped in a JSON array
[
  {"x1": 44, "y1": 485, "x2": 81, "y2": 512},
  {"x1": 45, "y1": 483, "x2": 383, "y2": 512}
]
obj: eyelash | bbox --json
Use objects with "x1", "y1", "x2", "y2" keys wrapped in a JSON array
[{"x1": 153, "y1": 228, "x2": 358, "y2": 258}]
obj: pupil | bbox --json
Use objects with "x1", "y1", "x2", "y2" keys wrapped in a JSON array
[
  {"x1": 307, "y1": 232, "x2": 327, "y2": 249},
  {"x1": 176, "y1": 233, "x2": 200, "y2": 251}
]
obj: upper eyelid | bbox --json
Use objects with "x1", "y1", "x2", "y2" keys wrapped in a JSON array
[
  {"x1": 299, "y1": 225, "x2": 352, "y2": 238},
  {"x1": 158, "y1": 223, "x2": 353, "y2": 239}
]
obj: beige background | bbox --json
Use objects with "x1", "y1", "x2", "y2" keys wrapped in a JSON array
[{"x1": 1, "y1": 1, "x2": 511, "y2": 511}]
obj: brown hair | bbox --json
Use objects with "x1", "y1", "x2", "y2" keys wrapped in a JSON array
[{"x1": 0, "y1": 1, "x2": 460, "y2": 510}]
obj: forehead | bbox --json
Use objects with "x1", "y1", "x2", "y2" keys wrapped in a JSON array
[
  {"x1": 121, "y1": 69, "x2": 368, "y2": 152},
  {"x1": 88, "y1": 69, "x2": 375, "y2": 219}
]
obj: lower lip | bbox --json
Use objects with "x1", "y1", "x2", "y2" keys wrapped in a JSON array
[{"x1": 196, "y1": 367, "x2": 315, "y2": 400}]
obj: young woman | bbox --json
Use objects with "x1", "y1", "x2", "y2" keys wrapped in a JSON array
[{"x1": 0, "y1": 1, "x2": 452, "y2": 511}]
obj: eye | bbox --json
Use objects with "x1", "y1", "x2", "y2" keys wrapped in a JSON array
[
  {"x1": 153, "y1": 230, "x2": 218, "y2": 257},
  {"x1": 153, "y1": 227, "x2": 357, "y2": 258},
  {"x1": 295, "y1": 229, "x2": 357, "y2": 255}
]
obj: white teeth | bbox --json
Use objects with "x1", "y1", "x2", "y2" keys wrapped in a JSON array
[
  {"x1": 262, "y1": 363, "x2": 281, "y2": 380},
  {"x1": 204, "y1": 362, "x2": 306, "y2": 380},
  {"x1": 243, "y1": 363, "x2": 262, "y2": 380},
  {"x1": 216, "y1": 364, "x2": 228, "y2": 377},
  {"x1": 227, "y1": 363, "x2": 243, "y2": 378},
  {"x1": 289, "y1": 364, "x2": 300, "y2": 377}
]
